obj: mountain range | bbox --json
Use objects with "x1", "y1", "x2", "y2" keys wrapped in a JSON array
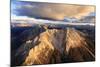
[{"x1": 11, "y1": 25, "x2": 95, "y2": 66}]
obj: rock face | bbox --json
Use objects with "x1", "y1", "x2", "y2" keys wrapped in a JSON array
[
  {"x1": 11, "y1": 26, "x2": 95, "y2": 66},
  {"x1": 65, "y1": 28, "x2": 95, "y2": 62}
]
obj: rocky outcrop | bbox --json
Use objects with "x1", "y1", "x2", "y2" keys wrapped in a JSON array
[
  {"x1": 11, "y1": 26, "x2": 95, "y2": 66},
  {"x1": 65, "y1": 28, "x2": 95, "y2": 62}
]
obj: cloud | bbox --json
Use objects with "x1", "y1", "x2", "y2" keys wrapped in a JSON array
[{"x1": 12, "y1": 1, "x2": 95, "y2": 20}]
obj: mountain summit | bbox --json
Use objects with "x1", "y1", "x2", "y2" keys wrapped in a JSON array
[{"x1": 11, "y1": 26, "x2": 95, "y2": 66}]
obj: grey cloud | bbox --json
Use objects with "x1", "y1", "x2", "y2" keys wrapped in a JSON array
[{"x1": 12, "y1": 2, "x2": 95, "y2": 20}]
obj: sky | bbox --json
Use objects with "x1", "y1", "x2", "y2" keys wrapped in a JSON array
[{"x1": 11, "y1": 0, "x2": 95, "y2": 21}]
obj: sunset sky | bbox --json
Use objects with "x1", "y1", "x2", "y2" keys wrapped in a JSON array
[{"x1": 11, "y1": 0, "x2": 95, "y2": 21}]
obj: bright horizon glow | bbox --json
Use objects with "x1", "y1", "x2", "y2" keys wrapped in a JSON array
[{"x1": 11, "y1": 15, "x2": 32, "y2": 20}]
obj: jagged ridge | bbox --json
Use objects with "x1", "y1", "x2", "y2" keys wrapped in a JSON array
[{"x1": 11, "y1": 26, "x2": 95, "y2": 66}]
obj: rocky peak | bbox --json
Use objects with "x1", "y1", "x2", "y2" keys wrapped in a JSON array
[{"x1": 11, "y1": 26, "x2": 95, "y2": 66}]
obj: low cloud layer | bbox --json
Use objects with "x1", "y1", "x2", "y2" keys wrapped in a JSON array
[{"x1": 11, "y1": 1, "x2": 95, "y2": 20}]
